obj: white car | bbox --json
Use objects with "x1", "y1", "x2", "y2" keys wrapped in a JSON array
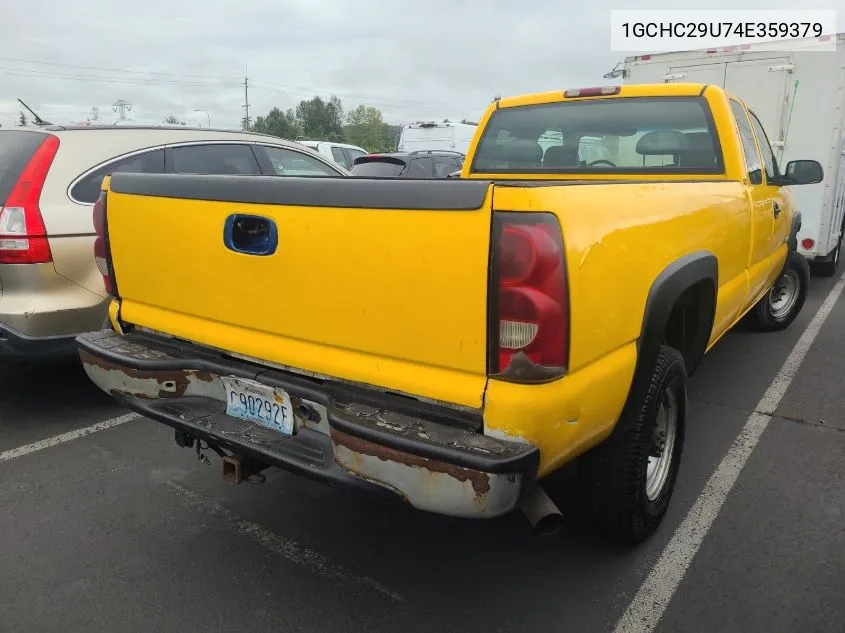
[{"x1": 297, "y1": 140, "x2": 368, "y2": 170}]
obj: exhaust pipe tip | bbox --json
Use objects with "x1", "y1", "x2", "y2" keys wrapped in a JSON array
[
  {"x1": 520, "y1": 485, "x2": 565, "y2": 537},
  {"x1": 532, "y1": 512, "x2": 565, "y2": 537}
]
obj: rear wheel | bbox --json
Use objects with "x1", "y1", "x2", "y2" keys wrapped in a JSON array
[
  {"x1": 747, "y1": 252, "x2": 809, "y2": 331},
  {"x1": 578, "y1": 345, "x2": 687, "y2": 545}
]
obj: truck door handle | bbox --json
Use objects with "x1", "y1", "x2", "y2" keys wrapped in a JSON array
[
  {"x1": 223, "y1": 214, "x2": 278, "y2": 256},
  {"x1": 773, "y1": 201, "x2": 781, "y2": 219}
]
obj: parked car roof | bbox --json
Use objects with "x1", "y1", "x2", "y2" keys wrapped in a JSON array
[
  {"x1": 44, "y1": 123, "x2": 280, "y2": 138},
  {"x1": 356, "y1": 150, "x2": 465, "y2": 161}
]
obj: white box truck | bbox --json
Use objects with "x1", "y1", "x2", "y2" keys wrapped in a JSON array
[
  {"x1": 397, "y1": 121, "x2": 477, "y2": 156},
  {"x1": 618, "y1": 33, "x2": 845, "y2": 276}
]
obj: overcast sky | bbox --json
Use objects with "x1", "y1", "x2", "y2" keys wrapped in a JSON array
[{"x1": 1, "y1": 0, "x2": 842, "y2": 129}]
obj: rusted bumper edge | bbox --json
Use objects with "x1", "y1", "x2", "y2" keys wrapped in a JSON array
[{"x1": 76, "y1": 330, "x2": 540, "y2": 519}]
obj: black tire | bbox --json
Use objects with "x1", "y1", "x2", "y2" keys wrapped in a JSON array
[
  {"x1": 747, "y1": 251, "x2": 809, "y2": 331},
  {"x1": 813, "y1": 237, "x2": 841, "y2": 278},
  {"x1": 578, "y1": 345, "x2": 687, "y2": 545}
]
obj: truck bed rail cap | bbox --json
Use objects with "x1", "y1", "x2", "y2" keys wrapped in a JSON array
[{"x1": 108, "y1": 173, "x2": 492, "y2": 211}]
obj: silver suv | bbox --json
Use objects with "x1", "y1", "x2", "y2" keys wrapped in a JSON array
[{"x1": 0, "y1": 125, "x2": 348, "y2": 363}]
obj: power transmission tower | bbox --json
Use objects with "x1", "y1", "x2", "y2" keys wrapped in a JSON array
[
  {"x1": 242, "y1": 74, "x2": 250, "y2": 130},
  {"x1": 90, "y1": 106, "x2": 99, "y2": 121},
  {"x1": 112, "y1": 99, "x2": 132, "y2": 120}
]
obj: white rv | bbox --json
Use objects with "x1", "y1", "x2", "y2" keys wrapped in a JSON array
[
  {"x1": 397, "y1": 121, "x2": 477, "y2": 156},
  {"x1": 619, "y1": 33, "x2": 845, "y2": 275}
]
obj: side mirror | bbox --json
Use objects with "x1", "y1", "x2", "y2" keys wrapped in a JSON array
[{"x1": 784, "y1": 159, "x2": 823, "y2": 185}]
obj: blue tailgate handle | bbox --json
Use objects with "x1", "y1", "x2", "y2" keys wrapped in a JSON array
[{"x1": 223, "y1": 214, "x2": 278, "y2": 256}]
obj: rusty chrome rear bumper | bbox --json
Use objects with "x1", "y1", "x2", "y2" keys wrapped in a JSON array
[{"x1": 76, "y1": 330, "x2": 540, "y2": 519}]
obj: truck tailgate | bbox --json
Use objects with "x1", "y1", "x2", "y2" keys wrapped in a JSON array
[{"x1": 105, "y1": 174, "x2": 493, "y2": 409}]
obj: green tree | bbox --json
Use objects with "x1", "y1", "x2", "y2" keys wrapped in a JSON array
[
  {"x1": 252, "y1": 107, "x2": 301, "y2": 140},
  {"x1": 345, "y1": 105, "x2": 392, "y2": 152},
  {"x1": 18, "y1": 111, "x2": 27, "y2": 126},
  {"x1": 327, "y1": 96, "x2": 344, "y2": 135},
  {"x1": 383, "y1": 123, "x2": 402, "y2": 151},
  {"x1": 163, "y1": 115, "x2": 185, "y2": 125},
  {"x1": 492, "y1": 95, "x2": 501, "y2": 103},
  {"x1": 295, "y1": 96, "x2": 344, "y2": 141},
  {"x1": 460, "y1": 119, "x2": 478, "y2": 126}
]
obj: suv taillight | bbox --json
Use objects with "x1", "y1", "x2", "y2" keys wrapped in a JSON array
[
  {"x1": 0, "y1": 135, "x2": 60, "y2": 264},
  {"x1": 490, "y1": 212, "x2": 569, "y2": 381},
  {"x1": 92, "y1": 191, "x2": 116, "y2": 294}
]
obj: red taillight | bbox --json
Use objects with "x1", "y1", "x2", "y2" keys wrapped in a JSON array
[
  {"x1": 801, "y1": 238, "x2": 815, "y2": 250},
  {"x1": 563, "y1": 86, "x2": 620, "y2": 98},
  {"x1": 92, "y1": 192, "x2": 115, "y2": 294},
  {"x1": 0, "y1": 135, "x2": 59, "y2": 264},
  {"x1": 491, "y1": 213, "x2": 569, "y2": 380}
]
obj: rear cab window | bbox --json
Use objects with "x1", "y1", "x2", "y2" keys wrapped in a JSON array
[
  {"x1": 470, "y1": 96, "x2": 724, "y2": 175},
  {"x1": 0, "y1": 131, "x2": 52, "y2": 204}
]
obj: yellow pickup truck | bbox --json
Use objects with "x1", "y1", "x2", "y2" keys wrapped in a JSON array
[{"x1": 77, "y1": 83, "x2": 823, "y2": 544}]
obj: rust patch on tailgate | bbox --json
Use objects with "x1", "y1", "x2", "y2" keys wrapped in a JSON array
[{"x1": 330, "y1": 428, "x2": 491, "y2": 496}]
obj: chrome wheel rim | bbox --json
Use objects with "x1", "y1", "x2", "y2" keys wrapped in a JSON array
[
  {"x1": 646, "y1": 387, "x2": 678, "y2": 501},
  {"x1": 769, "y1": 269, "x2": 800, "y2": 319}
]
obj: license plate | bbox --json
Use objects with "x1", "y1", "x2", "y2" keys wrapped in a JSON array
[{"x1": 220, "y1": 376, "x2": 295, "y2": 435}]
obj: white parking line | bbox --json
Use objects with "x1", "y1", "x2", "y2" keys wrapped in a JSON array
[
  {"x1": 164, "y1": 481, "x2": 405, "y2": 602},
  {"x1": 614, "y1": 271, "x2": 845, "y2": 633},
  {"x1": 0, "y1": 412, "x2": 141, "y2": 463}
]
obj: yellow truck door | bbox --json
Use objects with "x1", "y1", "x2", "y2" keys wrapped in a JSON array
[
  {"x1": 745, "y1": 107, "x2": 792, "y2": 290},
  {"x1": 728, "y1": 98, "x2": 780, "y2": 307}
]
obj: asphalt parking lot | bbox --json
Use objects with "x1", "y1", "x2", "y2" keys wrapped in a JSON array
[{"x1": 1, "y1": 268, "x2": 843, "y2": 633}]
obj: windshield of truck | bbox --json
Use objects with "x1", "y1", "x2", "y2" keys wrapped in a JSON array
[{"x1": 471, "y1": 96, "x2": 723, "y2": 175}]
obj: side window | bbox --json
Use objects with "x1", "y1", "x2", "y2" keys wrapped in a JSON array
[
  {"x1": 406, "y1": 157, "x2": 434, "y2": 178},
  {"x1": 259, "y1": 146, "x2": 339, "y2": 177},
  {"x1": 434, "y1": 158, "x2": 460, "y2": 178},
  {"x1": 747, "y1": 110, "x2": 778, "y2": 183},
  {"x1": 330, "y1": 146, "x2": 350, "y2": 168},
  {"x1": 70, "y1": 149, "x2": 165, "y2": 204},
  {"x1": 729, "y1": 101, "x2": 763, "y2": 185},
  {"x1": 344, "y1": 148, "x2": 367, "y2": 166},
  {"x1": 169, "y1": 144, "x2": 261, "y2": 175}
]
